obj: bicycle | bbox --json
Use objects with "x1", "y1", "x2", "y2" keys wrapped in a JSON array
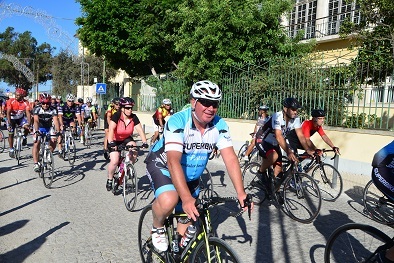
[
  {"x1": 363, "y1": 180, "x2": 394, "y2": 225},
  {"x1": 138, "y1": 194, "x2": 252, "y2": 263},
  {"x1": 83, "y1": 121, "x2": 93, "y2": 148},
  {"x1": 60, "y1": 127, "x2": 76, "y2": 165},
  {"x1": 0, "y1": 128, "x2": 5, "y2": 153},
  {"x1": 324, "y1": 223, "x2": 394, "y2": 262},
  {"x1": 242, "y1": 159, "x2": 322, "y2": 223},
  {"x1": 110, "y1": 144, "x2": 142, "y2": 211},
  {"x1": 13, "y1": 125, "x2": 24, "y2": 165},
  {"x1": 237, "y1": 133, "x2": 261, "y2": 168},
  {"x1": 36, "y1": 132, "x2": 55, "y2": 188},
  {"x1": 298, "y1": 149, "x2": 343, "y2": 202}
]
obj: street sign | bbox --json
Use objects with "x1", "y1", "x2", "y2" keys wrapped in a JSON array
[{"x1": 96, "y1": 83, "x2": 107, "y2": 94}]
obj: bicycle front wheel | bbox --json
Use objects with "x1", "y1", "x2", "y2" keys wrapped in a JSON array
[
  {"x1": 15, "y1": 137, "x2": 21, "y2": 164},
  {"x1": 282, "y1": 172, "x2": 322, "y2": 224},
  {"x1": 0, "y1": 129, "x2": 5, "y2": 153},
  {"x1": 189, "y1": 236, "x2": 242, "y2": 263},
  {"x1": 363, "y1": 180, "x2": 394, "y2": 225},
  {"x1": 311, "y1": 163, "x2": 343, "y2": 201},
  {"x1": 67, "y1": 136, "x2": 76, "y2": 165},
  {"x1": 237, "y1": 143, "x2": 248, "y2": 168},
  {"x1": 42, "y1": 150, "x2": 55, "y2": 188},
  {"x1": 242, "y1": 162, "x2": 267, "y2": 205},
  {"x1": 324, "y1": 223, "x2": 393, "y2": 263},
  {"x1": 84, "y1": 125, "x2": 92, "y2": 148},
  {"x1": 138, "y1": 205, "x2": 166, "y2": 263},
  {"x1": 123, "y1": 164, "x2": 138, "y2": 211}
]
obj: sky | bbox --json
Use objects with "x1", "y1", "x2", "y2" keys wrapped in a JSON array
[{"x1": 0, "y1": 0, "x2": 82, "y2": 94}]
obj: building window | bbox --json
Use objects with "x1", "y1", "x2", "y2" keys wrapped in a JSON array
[
  {"x1": 289, "y1": 0, "x2": 317, "y2": 39},
  {"x1": 328, "y1": 0, "x2": 361, "y2": 35}
]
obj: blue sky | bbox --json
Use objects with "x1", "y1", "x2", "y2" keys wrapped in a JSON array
[{"x1": 0, "y1": 0, "x2": 81, "y2": 93}]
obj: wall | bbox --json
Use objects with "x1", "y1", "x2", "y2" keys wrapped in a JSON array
[{"x1": 134, "y1": 111, "x2": 393, "y2": 176}]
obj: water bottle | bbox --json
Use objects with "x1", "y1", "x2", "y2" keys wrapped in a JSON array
[
  {"x1": 297, "y1": 162, "x2": 303, "y2": 172},
  {"x1": 179, "y1": 225, "x2": 196, "y2": 249}
]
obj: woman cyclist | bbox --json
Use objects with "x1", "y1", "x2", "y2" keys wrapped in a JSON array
[
  {"x1": 103, "y1": 98, "x2": 120, "y2": 160},
  {"x1": 106, "y1": 97, "x2": 148, "y2": 191},
  {"x1": 150, "y1": 98, "x2": 172, "y2": 145}
]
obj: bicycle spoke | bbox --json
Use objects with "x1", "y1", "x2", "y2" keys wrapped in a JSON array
[{"x1": 363, "y1": 180, "x2": 394, "y2": 225}]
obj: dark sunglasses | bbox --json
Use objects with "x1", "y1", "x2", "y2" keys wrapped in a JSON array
[
  {"x1": 124, "y1": 106, "x2": 133, "y2": 110},
  {"x1": 42, "y1": 102, "x2": 51, "y2": 105},
  {"x1": 198, "y1": 99, "x2": 219, "y2": 108}
]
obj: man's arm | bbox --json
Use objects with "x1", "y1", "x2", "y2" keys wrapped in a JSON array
[
  {"x1": 295, "y1": 128, "x2": 314, "y2": 155},
  {"x1": 275, "y1": 129, "x2": 296, "y2": 161},
  {"x1": 167, "y1": 150, "x2": 199, "y2": 220},
  {"x1": 33, "y1": 115, "x2": 39, "y2": 132}
]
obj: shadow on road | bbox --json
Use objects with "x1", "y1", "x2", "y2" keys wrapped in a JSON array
[{"x1": 0, "y1": 195, "x2": 51, "y2": 217}]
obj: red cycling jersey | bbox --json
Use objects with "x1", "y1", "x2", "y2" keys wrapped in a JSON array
[
  {"x1": 301, "y1": 119, "x2": 326, "y2": 139},
  {"x1": 6, "y1": 98, "x2": 30, "y2": 119},
  {"x1": 111, "y1": 111, "x2": 141, "y2": 141}
]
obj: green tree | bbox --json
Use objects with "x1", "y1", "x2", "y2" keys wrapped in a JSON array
[
  {"x1": 0, "y1": 27, "x2": 54, "y2": 92},
  {"x1": 340, "y1": 0, "x2": 394, "y2": 82}
]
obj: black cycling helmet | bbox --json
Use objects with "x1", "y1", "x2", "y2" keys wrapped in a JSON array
[
  {"x1": 77, "y1": 98, "x2": 84, "y2": 103},
  {"x1": 311, "y1": 109, "x2": 326, "y2": 117},
  {"x1": 119, "y1": 97, "x2": 135, "y2": 107},
  {"x1": 111, "y1": 97, "x2": 120, "y2": 104},
  {"x1": 283, "y1": 98, "x2": 301, "y2": 109}
]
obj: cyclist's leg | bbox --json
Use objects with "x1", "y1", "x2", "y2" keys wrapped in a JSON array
[
  {"x1": 49, "y1": 127, "x2": 58, "y2": 152},
  {"x1": 107, "y1": 141, "x2": 121, "y2": 181},
  {"x1": 244, "y1": 137, "x2": 256, "y2": 160},
  {"x1": 7, "y1": 118, "x2": 16, "y2": 150}
]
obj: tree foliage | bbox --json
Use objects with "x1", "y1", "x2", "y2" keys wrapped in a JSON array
[
  {"x1": 0, "y1": 27, "x2": 54, "y2": 92},
  {"x1": 76, "y1": 0, "x2": 314, "y2": 81},
  {"x1": 340, "y1": 0, "x2": 394, "y2": 82}
]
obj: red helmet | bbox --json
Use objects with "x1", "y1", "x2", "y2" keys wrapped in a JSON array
[
  {"x1": 39, "y1": 93, "x2": 51, "y2": 103},
  {"x1": 15, "y1": 88, "x2": 27, "y2": 97}
]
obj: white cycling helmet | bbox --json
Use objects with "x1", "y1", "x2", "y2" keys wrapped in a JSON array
[
  {"x1": 66, "y1": 93, "x2": 75, "y2": 101},
  {"x1": 190, "y1": 80, "x2": 222, "y2": 101},
  {"x1": 162, "y1": 98, "x2": 171, "y2": 105},
  {"x1": 86, "y1": 97, "x2": 93, "y2": 103}
]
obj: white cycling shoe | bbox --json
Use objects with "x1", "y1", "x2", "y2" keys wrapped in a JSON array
[{"x1": 151, "y1": 226, "x2": 168, "y2": 252}]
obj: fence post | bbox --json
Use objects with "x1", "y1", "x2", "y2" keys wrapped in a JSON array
[{"x1": 332, "y1": 154, "x2": 340, "y2": 188}]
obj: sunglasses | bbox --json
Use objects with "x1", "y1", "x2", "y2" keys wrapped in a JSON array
[
  {"x1": 198, "y1": 99, "x2": 219, "y2": 108},
  {"x1": 124, "y1": 107, "x2": 133, "y2": 110},
  {"x1": 42, "y1": 102, "x2": 51, "y2": 105}
]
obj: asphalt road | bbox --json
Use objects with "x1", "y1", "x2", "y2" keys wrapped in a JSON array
[{"x1": 0, "y1": 129, "x2": 393, "y2": 263}]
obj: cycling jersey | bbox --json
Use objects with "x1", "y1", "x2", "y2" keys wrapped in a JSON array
[
  {"x1": 110, "y1": 111, "x2": 140, "y2": 141},
  {"x1": 372, "y1": 141, "x2": 394, "y2": 200},
  {"x1": 256, "y1": 116, "x2": 270, "y2": 129},
  {"x1": 146, "y1": 107, "x2": 233, "y2": 182},
  {"x1": 58, "y1": 104, "x2": 80, "y2": 121},
  {"x1": 81, "y1": 104, "x2": 96, "y2": 119},
  {"x1": 33, "y1": 106, "x2": 58, "y2": 128},
  {"x1": 6, "y1": 98, "x2": 30, "y2": 119},
  {"x1": 287, "y1": 119, "x2": 325, "y2": 150},
  {"x1": 255, "y1": 111, "x2": 301, "y2": 146},
  {"x1": 152, "y1": 106, "x2": 171, "y2": 125}
]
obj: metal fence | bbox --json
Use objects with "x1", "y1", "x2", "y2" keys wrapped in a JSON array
[{"x1": 135, "y1": 57, "x2": 394, "y2": 131}]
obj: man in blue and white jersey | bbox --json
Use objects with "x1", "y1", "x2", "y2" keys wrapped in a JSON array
[
  {"x1": 255, "y1": 98, "x2": 314, "y2": 180},
  {"x1": 146, "y1": 80, "x2": 252, "y2": 252}
]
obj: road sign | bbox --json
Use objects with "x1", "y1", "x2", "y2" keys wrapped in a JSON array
[{"x1": 96, "y1": 83, "x2": 107, "y2": 94}]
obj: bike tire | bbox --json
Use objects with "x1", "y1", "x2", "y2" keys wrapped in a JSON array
[
  {"x1": 199, "y1": 168, "x2": 214, "y2": 198},
  {"x1": 189, "y1": 236, "x2": 242, "y2": 263},
  {"x1": 237, "y1": 143, "x2": 248, "y2": 168},
  {"x1": 249, "y1": 148, "x2": 261, "y2": 163},
  {"x1": 138, "y1": 205, "x2": 167, "y2": 263},
  {"x1": 42, "y1": 150, "x2": 54, "y2": 188},
  {"x1": 38, "y1": 144, "x2": 45, "y2": 178},
  {"x1": 324, "y1": 223, "x2": 393, "y2": 263},
  {"x1": 0, "y1": 129, "x2": 5, "y2": 153},
  {"x1": 311, "y1": 163, "x2": 343, "y2": 201},
  {"x1": 242, "y1": 162, "x2": 267, "y2": 205},
  {"x1": 282, "y1": 172, "x2": 322, "y2": 224},
  {"x1": 15, "y1": 137, "x2": 21, "y2": 165},
  {"x1": 123, "y1": 164, "x2": 138, "y2": 211},
  {"x1": 363, "y1": 180, "x2": 394, "y2": 225},
  {"x1": 84, "y1": 124, "x2": 92, "y2": 148},
  {"x1": 67, "y1": 136, "x2": 76, "y2": 165}
]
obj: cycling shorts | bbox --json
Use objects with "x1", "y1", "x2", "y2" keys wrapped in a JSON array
[
  {"x1": 108, "y1": 137, "x2": 135, "y2": 153},
  {"x1": 255, "y1": 140, "x2": 282, "y2": 160},
  {"x1": 146, "y1": 159, "x2": 200, "y2": 212},
  {"x1": 7, "y1": 117, "x2": 28, "y2": 134},
  {"x1": 33, "y1": 127, "x2": 57, "y2": 142}
]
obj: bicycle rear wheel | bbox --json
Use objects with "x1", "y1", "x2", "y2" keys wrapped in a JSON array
[
  {"x1": 0, "y1": 129, "x2": 5, "y2": 153},
  {"x1": 242, "y1": 162, "x2": 267, "y2": 205},
  {"x1": 282, "y1": 172, "x2": 321, "y2": 224},
  {"x1": 67, "y1": 136, "x2": 76, "y2": 165},
  {"x1": 189, "y1": 236, "x2": 242, "y2": 263},
  {"x1": 200, "y1": 168, "x2": 214, "y2": 198},
  {"x1": 42, "y1": 150, "x2": 54, "y2": 188},
  {"x1": 311, "y1": 163, "x2": 343, "y2": 201},
  {"x1": 324, "y1": 223, "x2": 393, "y2": 263},
  {"x1": 363, "y1": 180, "x2": 394, "y2": 225},
  {"x1": 138, "y1": 205, "x2": 166, "y2": 263},
  {"x1": 14, "y1": 137, "x2": 21, "y2": 165},
  {"x1": 123, "y1": 164, "x2": 138, "y2": 211}
]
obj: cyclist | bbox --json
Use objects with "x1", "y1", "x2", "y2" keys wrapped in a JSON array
[
  {"x1": 145, "y1": 80, "x2": 252, "y2": 252},
  {"x1": 32, "y1": 93, "x2": 60, "y2": 172},
  {"x1": 255, "y1": 98, "x2": 314, "y2": 181},
  {"x1": 106, "y1": 97, "x2": 148, "y2": 191},
  {"x1": 103, "y1": 97, "x2": 120, "y2": 159},
  {"x1": 56, "y1": 95, "x2": 63, "y2": 107},
  {"x1": 81, "y1": 97, "x2": 97, "y2": 129},
  {"x1": 287, "y1": 109, "x2": 339, "y2": 155},
  {"x1": 6, "y1": 88, "x2": 32, "y2": 157},
  {"x1": 371, "y1": 141, "x2": 394, "y2": 263},
  {"x1": 150, "y1": 98, "x2": 172, "y2": 145},
  {"x1": 57, "y1": 94, "x2": 82, "y2": 157},
  {"x1": 243, "y1": 105, "x2": 270, "y2": 162},
  {"x1": 50, "y1": 95, "x2": 57, "y2": 108},
  {"x1": 76, "y1": 98, "x2": 85, "y2": 143}
]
